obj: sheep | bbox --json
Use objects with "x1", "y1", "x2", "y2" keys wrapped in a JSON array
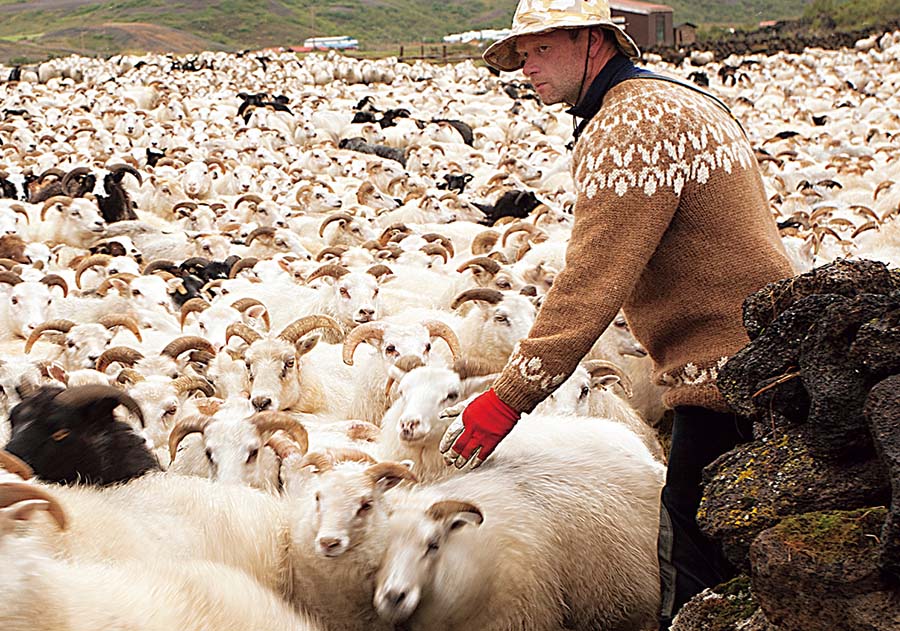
[
  {"x1": 22, "y1": 196, "x2": 106, "y2": 247},
  {"x1": 23, "y1": 314, "x2": 142, "y2": 371},
  {"x1": 0, "y1": 272, "x2": 68, "y2": 341},
  {"x1": 451, "y1": 288, "x2": 537, "y2": 372},
  {"x1": 4, "y1": 384, "x2": 159, "y2": 486},
  {"x1": 0, "y1": 485, "x2": 322, "y2": 631},
  {"x1": 374, "y1": 416, "x2": 664, "y2": 631}
]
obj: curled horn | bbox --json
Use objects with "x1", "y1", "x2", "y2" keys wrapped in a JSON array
[
  {"x1": 0, "y1": 259, "x2": 22, "y2": 271},
  {"x1": 116, "y1": 368, "x2": 145, "y2": 385},
  {"x1": 96, "y1": 273, "x2": 137, "y2": 296},
  {"x1": 267, "y1": 430, "x2": 305, "y2": 461},
  {"x1": 304, "y1": 264, "x2": 349, "y2": 285},
  {"x1": 231, "y1": 298, "x2": 271, "y2": 329},
  {"x1": 39, "y1": 196, "x2": 73, "y2": 220},
  {"x1": 161, "y1": 336, "x2": 216, "y2": 359},
  {"x1": 108, "y1": 163, "x2": 143, "y2": 186},
  {"x1": 316, "y1": 245, "x2": 348, "y2": 262},
  {"x1": 54, "y1": 385, "x2": 144, "y2": 428},
  {"x1": 471, "y1": 230, "x2": 499, "y2": 255},
  {"x1": 245, "y1": 226, "x2": 276, "y2": 245},
  {"x1": 501, "y1": 221, "x2": 546, "y2": 247},
  {"x1": 172, "y1": 376, "x2": 215, "y2": 397},
  {"x1": 342, "y1": 322, "x2": 386, "y2": 365},
  {"x1": 172, "y1": 201, "x2": 198, "y2": 215},
  {"x1": 324, "y1": 448, "x2": 377, "y2": 465},
  {"x1": 347, "y1": 421, "x2": 381, "y2": 442},
  {"x1": 851, "y1": 221, "x2": 879, "y2": 239},
  {"x1": 0, "y1": 271, "x2": 22, "y2": 286},
  {"x1": 365, "y1": 461, "x2": 419, "y2": 487},
  {"x1": 40, "y1": 274, "x2": 68, "y2": 297},
  {"x1": 456, "y1": 256, "x2": 501, "y2": 276},
  {"x1": 425, "y1": 499, "x2": 483, "y2": 524},
  {"x1": 421, "y1": 233, "x2": 454, "y2": 257},
  {"x1": 873, "y1": 180, "x2": 894, "y2": 201},
  {"x1": 583, "y1": 359, "x2": 634, "y2": 398},
  {"x1": 229, "y1": 257, "x2": 259, "y2": 279},
  {"x1": 318, "y1": 212, "x2": 356, "y2": 237},
  {"x1": 96, "y1": 346, "x2": 145, "y2": 374},
  {"x1": 234, "y1": 193, "x2": 263, "y2": 208},
  {"x1": 98, "y1": 314, "x2": 142, "y2": 342},
  {"x1": 423, "y1": 320, "x2": 461, "y2": 360},
  {"x1": 0, "y1": 450, "x2": 34, "y2": 480},
  {"x1": 141, "y1": 259, "x2": 177, "y2": 275},
  {"x1": 377, "y1": 223, "x2": 410, "y2": 246},
  {"x1": 225, "y1": 322, "x2": 262, "y2": 347},
  {"x1": 39, "y1": 167, "x2": 67, "y2": 181},
  {"x1": 299, "y1": 452, "x2": 333, "y2": 473},
  {"x1": 10, "y1": 203, "x2": 29, "y2": 225},
  {"x1": 249, "y1": 411, "x2": 309, "y2": 454},
  {"x1": 0, "y1": 480, "x2": 67, "y2": 530},
  {"x1": 450, "y1": 288, "x2": 504, "y2": 310},
  {"x1": 168, "y1": 415, "x2": 212, "y2": 462},
  {"x1": 367, "y1": 264, "x2": 394, "y2": 280},
  {"x1": 61, "y1": 167, "x2": 91, "y2": 191},
  {"x1": 279, "y1": 314, "x2": 343, "y2": 344},
  {"x1": 453, "y1": 357, "x2": 499, "y2": 380},
  {"x1": 179, "y1": 297, "x2": 211, "y2": 329},
  {"x1": 421, "y1": 243, "x2": 450, "y2": 264},
  {"x1": 24, "y1": 319, "x2": 76, "y2": 353}
]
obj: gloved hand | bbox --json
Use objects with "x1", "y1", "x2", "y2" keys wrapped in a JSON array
[{"x1": 439, "y1": 389, "x2": 520, "y2": 470}]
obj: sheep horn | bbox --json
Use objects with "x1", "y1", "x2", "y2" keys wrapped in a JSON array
[
  {"x1": 234, "y1": 193, "x2": 263, "y2": 208},
  {"x1": 172, "y1": 201, "x2": 198, "y2": 215},
  {"x1": 0, "y1": 271, "x2": 22, "y2": 286},
  {"x1": 9, "y1": 204, "x2": 29, "y2": 225},
  {"x1": 179, "y1": 297, "x2": 211, "y2": 329},
  {"x1": 95, "y1": 273, "x2": 137, "y2": 296},
  {"x1": 425, "y1": 499, "x2": 482, "y2": 524},
  {"x1": 342, "y1": 322, "x2": 386, "y2": 366},
  {"x1": 231, "y1": 298, "x2": 270, "y2": 329},
  {"x1": 279, "y1": 314, "x2": 343, "y2": 344},
  {"x1": 365, "y1": 461, "x2": 418, "y2": 486},
  {"x1": 0, "y1": 480, "x2": 67, "y2": 530},
  {"x1": 249, "y1": 411, "x2": 309, "y2": 454},
  {"x1": 228, "y1": 257, "x2": 258, "y2": 279},
  {"x1": 318, "y1": 212, "x2": 355, "y2": 237},
  {"x1": 116, "y1": 368, "x2": 145, "y2": 385},
  {"x1": 96, "y1": 346, "x2": 145, "y2": 374},
  {"x1": 851, "y1": 221, "x2": 879, "y2": 239},
  {"x1": 366, "y1": 264, "x2": 393, "y2": 280},
  {"x1": 0, "y1": 449, "x2": 33, "y2": 480},
  {"x1": 873, "y1": 180, "x2": 894, "y2": 201},
  {"x1": 54, "y1": 385, "x2": 144, "y2": 427},
  {"x1": 471, "y1": 230, "x2": 499, "y2": 255},
  {"x1": 245, "y1": 226, "x2": 277, "y2": 245},
  {"x1": 420, "y1": 243, "x2": 450, "y2": 264},
  {"x1": 141, "y1": 259, "x2": 177, "y2": 275},
  {"x1": 161, "y1": 336, "x2": 216, "y2": 359},
  {"x1": 0, "y1": 259, "x2": 21, "y2": 271},
  {"x1": 225, "y1": 322, "x2": 262, "y2": 347},
  {"x1": 38, "y1": 167, "x2": 67, "y2": 181},
  {"x1": 74, "y1": 254, "x2": 112, "y2": 288},
  {"x1": 108, "y1": 163, "x2": 143, "y2": 186},
  {"x1": 450, "y1": 288, "x2": 504, "y2": 310},
  {"x1": 377, "y1": 223, "x2": 410, "y2": 246},
  {"x1": 299, "y1": 452, "x2": 333, "y2": 473},
  {"x1": 316, "y1": 245, "x2": 348, "y2": 262},
  {"x1": 60, "y1": 167, "x2": 91, "y2": 192},
  {"x1": 24, "y1": 319, "x2": 77, "y2": 353},
  {"x1": 266, "y1": 430, "x2": 305, "y2": 461},
  {"x1": 421, "y1": 233, "x2": 455, "y2": 257},
  {"x1": 583, "y1": 360, "x2": 634, "y2": 398},
  {"x1": 501, "y1": 221, "x2": 546, "y2": 247},
  {"x1": 423, "y1": 320, "x2": 461, "y2": 360},
  {"x1": 98, "y1": 314, "x2": 142, "y2": 342},
  {"x1": 168, "y1": 415, "x2": 212, "y2": 462},
  {"x1": 324, "y1": 447, "x2": 377, "y2": 465},
  {"x1": 453, "y1": 357, "x2": 499, "y2": 380},
  {"x1": 304, "y1": 264, "x2": 350, "y2": 284},
  {"x1": 172, "y1": 376, "x2": 215, "y2": 397},
  {"x1": 456, "y1": 256, "x2": 501, "y2": 276},
  {"x1": 40, "y1": 274, "x2": 68, "y2": 297}
]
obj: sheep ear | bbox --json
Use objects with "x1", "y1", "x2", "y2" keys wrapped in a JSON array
[
  {"x1": 166, "y1": 278, "x2": 187, "y2": 295},
  {"x1": 47, "y1": 362, "x2": 68, "y2": 385},
  {"x1": 366, "y1": 461, "x2": 418, "y2": 492},
  {"x1": 426, "y1": 500, "x2": 483, "y2": 531},
  {"x1": 1, "y1": 499, "x2": 51, "y2": 526},
  {"x1": 295, "y1": 334, "x2": 320, "y2": 357},
  {"x1": 592, "y1": 375, "x2": 620, "y2": 391}
]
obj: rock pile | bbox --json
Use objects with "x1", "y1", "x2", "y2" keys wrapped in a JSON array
[{"x1": 673, "y1": 259, "x2": 900, "y2": 631}]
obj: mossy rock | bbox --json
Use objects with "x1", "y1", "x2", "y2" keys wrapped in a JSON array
[
  {"x1": 698, "y1": 429, "x2": 890, "y2": 569},
  {"x1": 750, "y1": 508, "x2": 900, "y2": 631},
  {"x1": 671, "y1": 575, "x2": 779, "y2": 631}
]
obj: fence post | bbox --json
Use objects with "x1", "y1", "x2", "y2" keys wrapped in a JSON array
[{"x1": 399, "y1": 45, "x2": 404, "y2": 59}]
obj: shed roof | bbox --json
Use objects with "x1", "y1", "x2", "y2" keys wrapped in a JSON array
[{"x1": 609, "y1": 0, "x2": 673, "y2": 15}]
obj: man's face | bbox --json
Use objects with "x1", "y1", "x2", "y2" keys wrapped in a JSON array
[{"x1": 516, "y1": 30, "x2": 587, "y2": 106}]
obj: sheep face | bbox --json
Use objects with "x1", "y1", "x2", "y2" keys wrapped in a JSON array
[
  {"x1": 48, "y1": 198, "x2": 106, "y2": 246},
  {"x1": 182, "y1": 161, "x2": 211, "y2": 199},
  {"x1": 3, "y1": 282, "x2": 53, "y2": 339},
  {"x1": 538, "y1": 365, "x2": 592, "y2": 416},
  {"x1": 374, "y1": 502, "x2": 483, "y2": 625},
  {"x1": 245, "y1": 338, "x2": 306, "y2": 412},
  {"x1": 128, "y1": 378, "x2": 182, "y2": 449},
  {"x1": 389, "y1": 367, "x2": 461, "y2": 444},
  {"x1": 308, "y1": 464, "x2": 387, "y2": 558},
  {"x1": 201, "y1": 417, "x2": 271, "y2": 487},
  {"x1": 62, "y1": 324, "x2": 113, "y2": 370},
  {"x1": 333, "y1": 272, "x2": 380, "y2": 326},
  {"x1": 129, "y1": 275, "x2": 173, "y2": 313}
]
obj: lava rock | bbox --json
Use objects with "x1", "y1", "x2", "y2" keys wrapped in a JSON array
[
  {"x1": 750, "y1": 508, "x2": 900, "y2": 631},
  {"x1": 850, "y1": 306, "x2": 900, "y2": 379},
  {"x1": 698, "y1": 429, "x2": 890, "y2": 569},
  {"x1": 866, "y1": 376, "x2": 900, "y2": 579},
  {"x1": 742, "y1": 259, "x2": 895, "y2": 340},
  {"x1": 671, "y1": 575, "x2": 778, "y2": 631}
]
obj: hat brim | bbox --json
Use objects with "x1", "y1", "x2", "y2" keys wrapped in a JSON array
[{"x1": 483, "y1": 23, "x2": 640, "y2": 72}]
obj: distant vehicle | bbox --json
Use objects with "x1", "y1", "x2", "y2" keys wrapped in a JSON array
[{"x1": 303, "y1": 36, "x2": 359, "y2": 50}]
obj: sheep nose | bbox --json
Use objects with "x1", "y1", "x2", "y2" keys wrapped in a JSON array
[
  {"x1": 356, "y1": 308, "x2": 375, "y2": 322},
  {"x1": 385, "y1": 589, "x2": 408, "y2": 608},
  {"x1": 252, "y1": 396, "x2": 272, "y2": 411},
  {"x1": 399, "y1": 418, "x2": 420, "y2": 441},
  {"x1": 317, "y1": 536, "x2": 347, "y2": 556}
]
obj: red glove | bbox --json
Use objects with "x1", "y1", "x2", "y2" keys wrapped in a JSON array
[{"x1": 439, "y1": 389, "x2": 520, "y2": 469}]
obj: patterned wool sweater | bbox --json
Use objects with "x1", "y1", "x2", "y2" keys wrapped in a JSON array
[{"x1": 492, "y1": 78, "x2": 794, "y2": 414}]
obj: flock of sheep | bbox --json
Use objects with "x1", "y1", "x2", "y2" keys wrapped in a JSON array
[{"x1": 0, "y1": 28, "x2": 898, "y2": 631}]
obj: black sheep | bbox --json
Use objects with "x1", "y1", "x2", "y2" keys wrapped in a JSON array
[
  {"x1": 474, "y1": 190, "x2": 543, "y2": 226},
  {"x1": 4, "y1": 385, "x2": 159, "y2": 486}
]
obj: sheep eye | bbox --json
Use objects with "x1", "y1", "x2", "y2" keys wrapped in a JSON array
[
  {"x1": 494, "y1": 314, "x2": 509, "y2": 324},
  {"x1": 445, "y1": 391, "x2": 459, "y2": 402},
  {"x1": 496, "y1": 280, "x2": 511, "y2": 289},
  {"x1": 131, "y1": 289, "x2": 141, "y2": 296},
  {"x1": 339, "y1": 287, "x2": 350, "y2": 299},
  {"x1": 373, "y1": 288, "x2": 379, "y2": 297},
  {"x1": 71, "y1": 210, "x2": 81, "y2": 217},
  {"x1": 357, "y1": 500, "x2": 373, "y2": 515},
  {"x1": 424, "y1": 343, "x2": 431, "y2": 353},
  {"x1": 10, "y1": 297, "x2": 17, "y2": 305},
  {"x1": 51, "y1": 429, "x2": 70, "y2": 441},
  {"x1": 247, "y1": 448, "x2": 259, "y2": 463},
  {"x1": 66, "y1": 340, "x2": 75, "y2": 349},
  {"x1": 579, "y1": 385, "x2": 590, "y2": 399},
  {"x1": 199, "y1": 322, "x2": 206, "y2": 331},
  {"x1": 315, "y1": 492, "x2": 321, "y2": 504},
  {"x1": 205, "y1": 448, "x2": 214, "y2": 463},
  {"x1": 284, "y1": 358, "x2": 294, "y2": 368},
  {"x1": 385, "y1": 344, "x2": 396, "y2": 354},
  {"x1": 425, "y1": 539, "x2": 440, "y2": 556}
]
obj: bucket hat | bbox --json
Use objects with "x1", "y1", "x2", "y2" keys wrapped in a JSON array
[{"x1": 483, "y1": 0, "x2": 641, "y2": 72}]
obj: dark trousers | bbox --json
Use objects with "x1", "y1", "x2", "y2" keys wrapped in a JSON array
[{"x1": 658, "y1": 406, "x2": 753, "y2": 630}]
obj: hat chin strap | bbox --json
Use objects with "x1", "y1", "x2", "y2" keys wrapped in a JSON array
[{"x1": 572, "y1": 27, "x2": 592, "y2": 108}]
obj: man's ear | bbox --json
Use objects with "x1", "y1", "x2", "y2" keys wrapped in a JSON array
[{"x1": 588, "y1": 27, "x2": 605, "y2": 58}]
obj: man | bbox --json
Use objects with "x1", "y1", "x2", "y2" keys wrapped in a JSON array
[{"x1": 438, "y1": 0, "x2": 794, "y2": 628}]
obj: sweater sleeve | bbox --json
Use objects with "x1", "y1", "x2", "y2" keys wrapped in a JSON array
[{"x1": 492, "y1": 102, "x2": 685, "y2": 413}]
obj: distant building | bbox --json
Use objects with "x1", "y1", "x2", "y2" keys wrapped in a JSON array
[
  {"x1": 609, "y1": 0, "x2": 674, "y2": 49},
  {"x1": 443, "y1": 29, "x2": 512, "y2": 43},
  {"x1": 674, "y1": 22, "x2": 697, "y2": 46},
  {"x1": 302, "y1": 36, "x2": 359, "y2": 50}
]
